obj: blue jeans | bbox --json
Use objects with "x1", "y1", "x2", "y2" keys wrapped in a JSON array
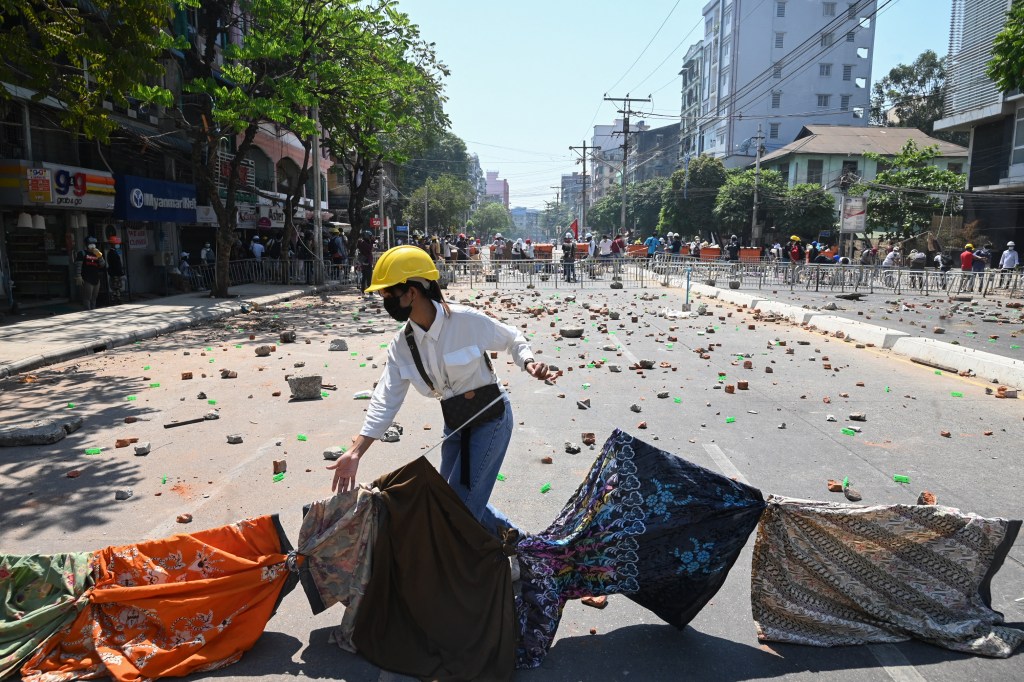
[{"x1": 440, "y1": 395, "x2": 514, "y2": 537}]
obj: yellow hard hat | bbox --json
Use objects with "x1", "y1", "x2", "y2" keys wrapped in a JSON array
[
  {"x1": 965, "y1": 243, "x2": 973, "y2": 250},
  {"x1": 790, "y1": 235, "x2": 801, "y2": 242},
  {"x1": 366, "y1": 245, "x2": 439, "y2": 293}
]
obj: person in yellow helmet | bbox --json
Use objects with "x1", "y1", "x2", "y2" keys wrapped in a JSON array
[{"x1": 328, "y1": 245, "x2": 552, "y2": 535}]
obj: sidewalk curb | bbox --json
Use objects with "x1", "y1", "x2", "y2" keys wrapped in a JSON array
[
  {"x1": 680, "y1": 280, "x2": 1024, "y2": 389},
  {"x1": 0, "y1": 281, "x2": 346, "y2": 380}
]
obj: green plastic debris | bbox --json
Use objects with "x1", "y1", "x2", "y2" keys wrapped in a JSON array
[
  {"x1": 674, "y1": 397, "x2": 682, "y2": 404},
  {"x1": 84, "y1": 447, "x2": 102, "y2": 455},
  {"x1": 842, "y1": 476, "x2": 849, "y2": 489},
  {"x1": 934, "y1": 370, "x2": 942, "y2": 375},
  {"x1": 67, "y1": 403, "x2": 75, "y2": 409},
  {"x1": 235, "y1": 344, "x2": 242, "y2": 349},
  {"x1": 540, "y1": 483, "x2": 552, "y2": 494},
  {"x1": 205, "y1": 347, "x2": 212, "y2": 351},
  {"x1": 951, "y1": 391, "x2": 963, "y2": 398},
  {"x1": 297, "y1": 434, "x2": 308, "y2": 441},
  {"x1": 161, "y1": 475, "x2": 167, "y2": 484},
  {"x1": 351, "y1": 352, "x2": 358, "y2": 356},
  {"x1": 380, "y1": 344, "x2": 388, "y2": 348},
  {"x1": 209, "y1": 358, "x2": 215, "y2": 363},
  {"x1": 496, "y1": 473, "x2": 506, "y2": 482},
  {"x1": 841, "y1": 428, "x2": 856, "y2": 436},
  {"x1": 893, "y1": 474, "x2": 910, "y2": 484},
  {"x1": 582, "y1": 383, "x2": 591, "y2": 389},
  {"x1": 273, "y1": 472, "x2": 285, "y2": 482},
  {"x1": 321, "y1": 391, "x2": 329, "y2": 398},
  {"x1": 143, "y1": 365, "x2": 151, "y2": 371},
  {"x1": 885, "y1": 386, "x2": 891, "y2": 393},
  {"x1": 149, "y1": 383, "x2": 160, "y2": 388},
  {"x1": 1012, "y1": 345, "x2": 1021, "y2": 350},
  {"x1": 208, "y1": 399, "x2": 216, "y2": 405},
  {"x1": 725, "y1": 417, "x2": 736, "y2": 424},
  {"x1": 126, "y1": 395, "x2": 137, "y2": 401}
]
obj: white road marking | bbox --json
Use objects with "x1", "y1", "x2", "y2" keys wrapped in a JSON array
[
  {"x1": 866, "y1": 644, "x2": 928, "y2": 682},
  {"x1": 606, "y1": 333, "x2": 640, "y2": 366},
  {"x1": 701, "y1": 443, "x2": 750, "y2": 486}
]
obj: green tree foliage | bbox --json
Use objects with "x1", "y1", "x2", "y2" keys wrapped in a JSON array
[
  {"x1": 713, "y1": 169, "x2": 787, "y2": 241},
  {"x1": 468, "y1": 202, "x2": 512, "y2": 236},
  {"x1": 399, "y1": 131, "x2": 470, "y2": 194},
  {"x1": 405, "y1": 174, "x2": 474, "y2": 233},
  {"x1": 657, "y1": 155, "x2": 727, "y2": 237},
  {"x1": 987, "y1": 1, "x2": 1024, "y2": 93},
  {"x1": 586, "y1": 178, "x2": 669, "y2": 236},
  {"x1": 0, "y1": 0, "x2": 176, "y2": 140},
  {"x1": 851, "y1": 140, "x2": 965, "y2": 240},
  {"x1": 777, "y1": 184, "x2": 837, "y2": 236},
  {"x1": 154, "y1": 0, "x2": 445, "y2": 296},
  {"x1": 869, "y1": 50, "x2": 966, "y2": 145},
  {"x1": 540, "y1": 201, "x2": 575, "y2": 241}
]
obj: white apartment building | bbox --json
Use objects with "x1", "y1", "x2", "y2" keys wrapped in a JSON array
[
  {"x1": 590, "y1": 118, "x2": 648, "y2": 204},
  {"x1": 694, "y1": 0, "x2": 877, "y2": 168}
]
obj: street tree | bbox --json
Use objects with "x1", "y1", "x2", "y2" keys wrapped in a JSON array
[
  {"x1": 586, "y1": 178, "x2": 669, "y2": 236},
  {"x1": 468, "y1": 202, "x2": 512, "y2": 237},
  {"x1": 851, "y1": 140, "x2": 965, "y2": 240},
  {"x1": 987, "y1": 0, "x2": 1024, "y2": 93},
  {"x1": 713, "y1": 169, "x2": 787, "y2": 242},
  {"x1": 399, "y1": 131, "x2": 470, "y2": 194},
  {"x1": 658, "y1": 155, "x2": 727, "y2": 238},
  {"x1": 540, "y1": 201, "x2": 576, "y2": 242},
  {"x1": 405, "y1": 174, "x2": 474, "y2": 234},
  {"x1": 777, "y1": 184, "x2": 837, "y2": 237},
  {"x1": 0, "y1": 0, "x2": 175, "y2": 140},
  {"x1": 869, "y1": 50, "x2": 966, "y2": 145}
]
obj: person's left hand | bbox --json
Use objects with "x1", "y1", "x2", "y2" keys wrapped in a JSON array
[{"x1": 526, "y1": 361, "x2": 551, "y2": 381}]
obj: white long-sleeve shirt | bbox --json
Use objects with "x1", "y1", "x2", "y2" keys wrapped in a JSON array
[
  {"x1": 360, "y1": 300, "x2": 535, "y2": 439},
  {"x1": 999, "y1": 248, "x2": 1019, "y2": 269}
]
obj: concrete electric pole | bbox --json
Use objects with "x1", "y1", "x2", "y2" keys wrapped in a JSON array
[
  {"x1": 750, "y1": 125, "x2": 766, "y2": 248},
  {"x1": 604, "y1": 94, "x2": 651, "y2": 238},
  {"x1": 569, "y1": 142, "x2": 599, "y2": 234}
]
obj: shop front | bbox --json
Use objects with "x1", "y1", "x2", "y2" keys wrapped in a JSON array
[
  {"x1": 0, "y1": 160, "x2": 115, "y2": 311},
  {"x1": 113, "y1": 174, "x2": 197, "y2": 296}
]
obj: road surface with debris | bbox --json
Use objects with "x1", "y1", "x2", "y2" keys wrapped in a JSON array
[{"x1": 1, "y1": 283, "x2": 1021, "y2": 681}]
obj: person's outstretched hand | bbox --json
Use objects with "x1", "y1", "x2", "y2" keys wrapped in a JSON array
[
  {"x1": 327, "y1": 435, "x2": 374, "y2": 493},
  {"x1": 526, "y1": 361, "x2": 552, "y2": 381}
]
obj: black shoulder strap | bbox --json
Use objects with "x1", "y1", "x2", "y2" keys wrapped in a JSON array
[{"x1": 404, "y1": 323, "x2": 434, "y2": 392}]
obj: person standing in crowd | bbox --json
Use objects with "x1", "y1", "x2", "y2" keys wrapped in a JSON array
[
  {"x1": 201, "y1": 242, "x2": 215, "y2": 266},
  {"x1": 972, "y1": 243, "x2": 990, "y2": 291},
  {"x1": 328, "y1": 227, "x2": 348, "y2": 280},
  {"x1": 327, "y1": 245, "x2": 552, "y2": 537},
  {"x1": 998, "y1": 241, "x2": 1018, "y2": 287},
  {"x1": 357, "y1": 230, "x2": 374, "y2": 295},
  {"x1": 643, "y1": 233, "x2": 659, "y2": 261},
  {"x1": 669, "y1": 233, "x2": 683, "y2": 257},
  {"x1": 726, "y1": 235, "x2": 740, "y2": 262},
  {"x1": 562, "y1": 232, "x2": 577, "y2": 283},
  {"x1": 75, "y1": 236, "x2": 106, "y2": 310},
  {"x1": 249, "y1": 235, "x2": 264, "y2": 260},
  {"x1": 455, "y1": 233, "x2": 469, "y2": 273},
  {"x1": 106, "y1": 236, "x2": 125, "y2": 303},
  {"x1": 908, "y1": 248, "x2": 927, "y2": 288},
  {"x1": 935, "y1": 249, "x2": 953, "y2": 287},
  {"x1": 960, "y1": 243, "x2": 978, "y2": 291}
]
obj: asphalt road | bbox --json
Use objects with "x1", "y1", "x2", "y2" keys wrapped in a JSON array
[{"x1": 1, "y1": 281, "x2": 1021, "y2": 681}]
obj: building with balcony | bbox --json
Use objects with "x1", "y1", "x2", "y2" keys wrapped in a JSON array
[
  {"x1": 629, "y1": 123, "x2": 681, "y2": 184},
  {"x1": 679, "y1": 40, "x2": 705, "y2": 161},
  {"x1": 696, "y1": 0, "x2": 877, "y2": 168},
  {"x1": 934, "y1": 0, "x2": 1022, "y2": 247}
]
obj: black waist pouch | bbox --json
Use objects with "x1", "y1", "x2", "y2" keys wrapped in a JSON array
[{"x1": 440, "y1": 383, "x2": 504, "y2": 431}]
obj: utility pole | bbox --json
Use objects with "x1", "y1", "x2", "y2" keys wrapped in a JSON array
[
  {"x1": 604, "y1": 93, "x2": 651, "y2": 238},
  {"x1": 379, "y1": 169, "x2": 387, "y2": 249},
  {"x1": 549, "y1": 185, "x2": 561, "y2": 241},
  {"x1": 750, "y1": 124, "x2": 765, "y2": 248},
  {"x1": 569, "y1": 141, "x2": 599, "y2": 233},
  {"x1": 423, "y1": 180, "x2": 429, "y2": 238},
  {"x1": 311, "y1": 102, "x2": 324, "y2": 284}
]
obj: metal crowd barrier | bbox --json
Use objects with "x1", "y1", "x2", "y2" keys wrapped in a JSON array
[{"x1": 434, "y1": 254, "x2": 652, "y2": 290}]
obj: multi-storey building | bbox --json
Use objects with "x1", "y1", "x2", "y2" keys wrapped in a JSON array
[
  {"x1": 560, "y1": 172, "x2": 585, "y2": 225},
  {"x1": 509, "y1": 206, "x2": 542, "y2": 236},
  {"x1": 934, "y1": 0, "x2": 1022, "y2": 246},
  {"x1": 590, "y1": 119, "x2": 649, "y2": 205},
  {"x1": 679, "y1": 40, "x2": 705, "y2": 161},
  {"x1": 696, "y1": 0, "x2": 877, "y2": 168},
  {"x1": 483, "y1": 171, "x2": 509, "y2": 208},
  {"x1": 629, "y1": 123, "x2": 681, "y2": 184}
]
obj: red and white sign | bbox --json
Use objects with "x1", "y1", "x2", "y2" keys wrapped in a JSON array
[
  {"x1": 126, "y1": 228, "x2": 148, "y2": 248},
  {"x1": 370, "y1": 217, "x2": 382, "y2": 228}
]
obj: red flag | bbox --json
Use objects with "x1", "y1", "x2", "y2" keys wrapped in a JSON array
[{"x1": 570, "y1": 219, "x2": 578, "y2": 240}]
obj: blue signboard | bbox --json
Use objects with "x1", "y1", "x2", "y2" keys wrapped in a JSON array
[
  {"x1": 114, "y1": 175, "x2": 197, "y2": 222},
  {"x1": 395, "y1": 225, "x2": 409, "y2": 233}
]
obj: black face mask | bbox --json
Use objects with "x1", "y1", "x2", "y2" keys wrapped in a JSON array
[{"x1": 382, "y1": 290, "x2": 412, "y2": 321}]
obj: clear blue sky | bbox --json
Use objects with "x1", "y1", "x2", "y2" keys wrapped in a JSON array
[{"x1": 400, "y1": 0, "x2": 950, "y2": 209}]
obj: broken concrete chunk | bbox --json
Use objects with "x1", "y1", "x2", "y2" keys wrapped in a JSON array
[
  {"x1": 114, "y1": 489, "x2": 133, "y2": 501},
  {"x1": 288, "y1": 374, "x2": 323, "y2": 400},
  {"x1": 577, "y1": 399, "x2": 591, "y2": 410},
  {"x1": 255, "y1": 345, "x2": 273, "y2": 357},
  {"x1": 329, "y1": 339, "x2": 349, "y2": 351},
  {"x1": 227, "y1": 434, "x2": 243, "y2": 444},
  {"x1": 608, "y1": 364, "x2": 622, "y2": 373},
  {"x1": 133, "y1": 442, "x2": 151, "y2": 456},
  {"x1": 560, "y1": 327, "x2": 585, "y2": 338},
  {"x1": 564, "y1": 442, "x2": 581, "y2": 454},
  {"x1": 279, "y1": 330, "x2": 297, "y2": 343},
  {"x1": 848, "y1": 413, "x2": 867, "y2": 422},
  {"x1": 843, "y1": 487, "x2": 863, "y2": 502},
  {"x1": 176, "y1": 513, "x2": 193, "y2": 524},
  {"x1": 0, "y1": 416, "x2": 84, "y2": 447},
  {"x1": 323, "y1": 446, "x2": 344, "y2": 461},
  {"x1": 629, "y1": 403, "x2": 642, "y2": 413}
]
